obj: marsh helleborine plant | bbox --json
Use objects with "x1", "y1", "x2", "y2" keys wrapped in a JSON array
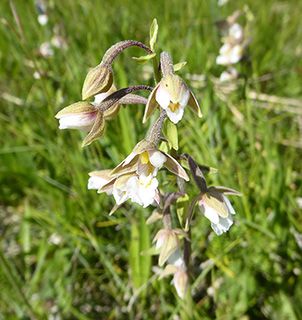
[{"x1": 55, "y1": 19, "x2": 241, "y2": 300}]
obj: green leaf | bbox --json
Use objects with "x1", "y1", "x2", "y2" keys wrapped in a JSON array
[
  {"x1": 132, "y1": 52, "x2": 156, "y2": 63},
  {"x1": 149, "y1": 18, "x2": 158, "y2": 51},
  {"x1": 129, "y1": 220, "x2": 140, "y2": 289},
  {"x1": 129, "y1": 215, "x2": 151, "y2": 294},
  {"x1": 166, "y1": 121, "x2": 178, "y2": 150},
  {"x1": 173, "y1": 61, "x2": 187, "y2": 72}
]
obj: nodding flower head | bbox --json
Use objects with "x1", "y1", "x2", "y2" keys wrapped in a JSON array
[
  {"x1": 55, "y1": 101, "x2": 99, "y2": 131},
  {"x1": 198, "y1": 187, "x2": 239, "y2": 235},
  {"x1": 143, "y1": 74, "x2": 201, "y2": 124}
]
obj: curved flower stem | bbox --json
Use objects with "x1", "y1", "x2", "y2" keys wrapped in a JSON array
[
  {"x1": 160, "y1": 51, "x2": 174, "y2": 77},
  {"x1": 98, "y1": 85, "x2": 153, "y2": 112},
  {"x1": 102, "y1": 40, "x2": 153, "y2": 65}
]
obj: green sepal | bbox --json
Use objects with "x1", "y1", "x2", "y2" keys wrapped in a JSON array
[
  {"x1": 81, "y1": 111, "x2": 105, "y2": 147},
  {"x1": 165, "y1": 120, "x2": 178, "y2": 150}
]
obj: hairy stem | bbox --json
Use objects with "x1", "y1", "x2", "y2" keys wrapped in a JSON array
[
  {"x1": 160, "y1": 51, "x2": 174, "y2": 77},
  {"x1": 98, "y1": 85, "x2": 153, "y2": 112},
  {"x1": 102, "y1": 40, "x2": 153, "y2": 65}
]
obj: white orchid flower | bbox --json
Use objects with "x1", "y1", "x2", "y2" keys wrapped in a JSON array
[
  {"x1": 110, "y1": 139, "x2": 189, "y2": 181},
  {"x1": 198, "y1": 186, "x2": 240, "y2": 236},
  {"x1": 55, "y1": 101, "x2": 98, "y2": 131},
  {"x1": 216, "y1": 43, "x2": 243, "y2": 65},
  {"x1": 143, "y1": 74, "x2": 202, "y2": 124}
]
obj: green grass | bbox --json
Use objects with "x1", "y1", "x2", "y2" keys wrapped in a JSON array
[{"x1": 1, "y1": 0, "x2": 302, "y2": 319}]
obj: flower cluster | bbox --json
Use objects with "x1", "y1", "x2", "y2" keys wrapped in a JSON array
[
  {"x1": 55, "y1": 19, "x2": 240, "y2": 300},
  {"x1": 216, "y1": 11, "x2": 248, "y2": 82}
]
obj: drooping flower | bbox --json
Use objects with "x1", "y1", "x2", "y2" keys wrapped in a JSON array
[
  {"x1": 55, "y1": 101, "x2": 98, "y2": 131},
  {"x1": 198, "y1": 186, "x2": 240, "y2": 235},
  {"x1": 143, "y1": 73, "x2": 202, "y2": 124},
  {"x1": 160, "y1": 249, "x2": 189, "y2": 299},
  {"x1": 153, "y1": 229, "x2": 180, "y2": 266},
  {"x1": 219, "y1": 67, "x2": 238, "y2": 82},
  {"x1": 216, "y1": 43, "x2": 243, "y2": 66},
  {"x1": 216, "y1": 19, "x2": 245, "y2": 66},
  {"x1": 110, "y1": 139, "x2": 189, "y2": 181},
  {"x1": 55, "y1": 86, "x2": 148, "y2": 147}
]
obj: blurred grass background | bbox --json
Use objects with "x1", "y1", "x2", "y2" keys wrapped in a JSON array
[{"x1": 0, "y1": 0, "x2": 302, "y2": 319}]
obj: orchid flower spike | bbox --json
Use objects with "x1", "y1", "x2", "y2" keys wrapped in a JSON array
[{"x1": 143, "y1": 52, "x2": 202, "y2": 124}]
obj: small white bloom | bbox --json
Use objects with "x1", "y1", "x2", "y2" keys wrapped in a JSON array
[
  {"x1": 155, "y1": 75, "x2": 190, "y2": 124},
  {"x1": 229, "y1": 23, "x2": 243, "y2": 42},
  {"x1": 173, "y1": 268, "x2": 188, "y2": 299},
  {"x1": 127, "y1": 174, "x2": 159, "y2": 208},
  {"x1": 88, "y1": 176, "x2": 107, "y2": 190},
  {"x1": 39, "y1": 42, "x2": 53, "y2": 57},
  {"x1": 51, "y1": 35, "x2": 67, "y2": 50},
  {"x1": 216, "y1": 43, "x2": 243, "y2": 65},
  {"x1": 38, "y1": 14, "x2": 48, "y2": 26},
  {"x1": 218, "y1": 0, "x2": 229, "y2": 6},
  {"x1": 57, "y1": 112, "x2": 97, "y2": 130},
  {"x1": 199, "y1": 191, "x2": 236, "y2": 236},
  {"x1": 219, "y1": 67, "x2": 238, "y2": 82}
]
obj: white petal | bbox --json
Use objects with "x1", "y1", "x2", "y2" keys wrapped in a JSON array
[
  {"x1": 87, "y1": 176, "x2": 107, "y2": 190},
  {"x1": 38, "y1": 14, "x2": 48, "y2": 26},
  {"x1": 123, "y1": 151, "x2": 138, "y2": 165},
  {"x1": 223, "y1": 195, "x2": 236, "y2": 215},
  {"x1": 220, "y1": 43, "x2": 231, "y2": 55},
  {"x1": 93, "y1": 91, "x2": 111, "y2": 105},
  {"x1": 211, "y1": 216, "x2": 233, "y2": 235},
  {"x1": 166, "y1": 106, "x2": 185, "y2": 124},
  {"x1": 173, "y1": 269, "x2": 188, "y2": 299},
  {"x1": 128, "y1": 175, "x2": 158, "y2": 208},
  {"x1": 148, "y1": 150, "x2": 167, "y2": 168},
  {"x1": 229, "y1": 45, "x2": 242, "y2": 64},
  {"x1": 179, "y1": 88, "x2": 190, "y2": 107},
  {"x1": 229, "y1": 23, "x2": 243, "y2": 41},
  {"x1": 155, "y1": 84, "x2": 170, "y2": 109},
  {"x1": 216, "y1": 55, "x2": 229, "y2": 66},
  {"x1": 58, "y1": 113, "x2": 96, "y2": 130},
  {"x1": 168, "y1": 249, "x2": 185, "y2": 267},
  {"x1": 203, "y1": 205, "x2": 220, "y2": 224}
]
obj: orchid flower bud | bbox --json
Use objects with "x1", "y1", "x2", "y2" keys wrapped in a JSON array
[
  {"x1": 153, "y1": 229, "x2": 180, "y2": 266},
  {"x1": 82, "y1": 63, "x2": 113, "y2": 100}
]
